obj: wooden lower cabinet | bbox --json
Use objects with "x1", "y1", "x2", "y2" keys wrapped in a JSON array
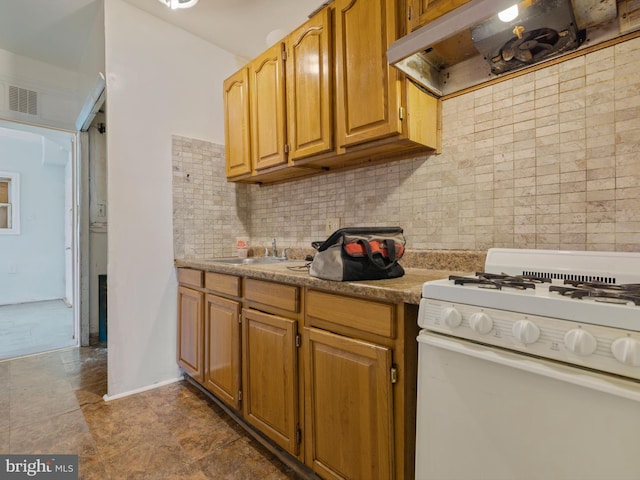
[
  {"x1": 178, "y1": 270, "x2": 418, "y2": 480},
  {"x1": 304, "y1": 327, "x2": 394, "y2": 480},
  {"x1": 242, "y1": 307, "x2": 300, "y2": 456},
  {"x1": 203, "y1": 294, "x2": 242, "y2": 410},
  {"x1": 177, "y1": 285, "x2": 204, "y2": 382}
]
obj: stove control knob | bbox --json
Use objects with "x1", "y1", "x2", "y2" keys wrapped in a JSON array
[
  {"x1": 611, "y1": 337, "x2": 640, "y2": 367},
  {"x1": 564, "y1": 329, "x2": 597, "y2": 356},
  {"x1": 512, "y1": 319, "x2": 540, "y2": 345},
  {"x1": 469, "y1": 312, "x2": 493, "y2": 335},
  {"x1": 440, "y1": 307, "x2": 462, "y2": 328}
]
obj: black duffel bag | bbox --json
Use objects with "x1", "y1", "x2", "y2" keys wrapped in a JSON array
[{"x1": 309, "y1": 227, "x2": 405, "y2": 281}]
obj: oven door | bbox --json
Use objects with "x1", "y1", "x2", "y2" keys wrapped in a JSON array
[{"x1": 416, "y1": 331, "x2": 640, "y2": 480}]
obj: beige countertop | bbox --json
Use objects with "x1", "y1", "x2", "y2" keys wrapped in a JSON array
[{"x1": 175, "y1": 257, "x2": 471, "y2": 304}]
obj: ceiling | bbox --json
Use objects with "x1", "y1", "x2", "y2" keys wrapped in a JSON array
[
  {"x1": 123, "y1": 0, "x2": 326, "y2": 61},
  {"x1": 0, "y1": 0, "x2": 102, "y2": 71},
  {"x1": 0, "y1": 0, "x2": 326, "y2": 72}
]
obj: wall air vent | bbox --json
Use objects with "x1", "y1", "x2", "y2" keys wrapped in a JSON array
[{"x1": 8, "y1": 85, "x2": 38, "y2": 116}]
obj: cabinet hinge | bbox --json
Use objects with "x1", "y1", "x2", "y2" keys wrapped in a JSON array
[
  {"x1": 390, "y1": 366, "x2": 398, "y2": 384},
  {"x1": 282, "y1": 44, "x2": 288, "y2": 61},
  {"x1": 295, "y1": 333, "x2": 301, "y2": 348},
  {"x1": 284, "y1": 144, "x2": 290, "y2": 154},
  {"x1": 238, "y1": 313, "x2": 242, "y2": 324},
  {"x1": 296, "y1": 427, "x2": 302, "y2": 445},
  {"x1": 238, "y1": 390, "x2": 243, "y2": 401},
  {"x1": 408, "y1": 4, "x2": 412, "y2": 21},
  {"x1": 399, "y1": 106, "x2": 405, "y2": 121}
]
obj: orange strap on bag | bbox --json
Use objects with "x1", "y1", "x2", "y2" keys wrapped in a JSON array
[{"x1": 344, "y1": 239, "x2": 405, "y2": 259}]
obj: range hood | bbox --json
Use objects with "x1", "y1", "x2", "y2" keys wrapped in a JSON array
[{"x1": 387, "y1": 0, "x2": 619, "y2": 97}]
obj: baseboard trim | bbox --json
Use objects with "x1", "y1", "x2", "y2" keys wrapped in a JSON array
[{"x1": 103, "y1": 375, "x2": 184, "y2": 402}]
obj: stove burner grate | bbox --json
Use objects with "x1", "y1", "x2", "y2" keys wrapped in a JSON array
[
  {"x1": 449, "y1": 273, "x2": 538, "y2": 290},
  {"x1": 481, "y1": 272, "x2": 552, "y2": 284},
  {"x1": 549, "y1": 283, "x2": 640, "y2": 306},
  {"x1": 563, "y1": 280, "x2": 640, "y2": 291}
]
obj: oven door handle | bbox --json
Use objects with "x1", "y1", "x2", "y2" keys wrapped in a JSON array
[{"x1": 419, "y1": 331, "x2": 640, "y2": 403}]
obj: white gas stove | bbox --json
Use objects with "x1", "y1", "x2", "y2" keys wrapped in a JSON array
[
  {"x1": 419, "y1": 248, "x2": 640, "y2": 380},
  {"x1": 415, "y1": 248, "x2": 640, "y2": 480}
]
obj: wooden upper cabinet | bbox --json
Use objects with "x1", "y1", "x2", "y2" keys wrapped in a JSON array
[
  {"x1": 286, "y1": 8, "x2": 333, "y2": 161},
  {"x1": 335, "y1": 0, "x2": 402, "y2": 148},
  {"x1": 407, "y1": 0, "x2": 472, "y2": 32},
  {"x1": 250, "y1": 43, "x2": 287, "y2": 171},
  {"x1": 222, "y1": 2, "x2": 440, "y2": 184},
  {"x1": 223, "y1": 68, "x2": 252, "y2": 178}
]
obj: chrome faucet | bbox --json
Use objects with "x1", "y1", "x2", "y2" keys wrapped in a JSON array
[{"x1": 268, "y1": 238, "x2": 287, "y2": 259}]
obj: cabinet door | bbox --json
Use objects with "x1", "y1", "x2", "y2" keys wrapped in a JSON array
[
  {"x1": 204, "y1": 294, "x2": 241, "y2": 410},
  {"x1": 335, "y1": 0, "x2": 402, "y2": 148},
  {"x1": 250, "y1": 43, "x2": 287, "y2": 171},
  {"x1": 223, "y1": 67, "x2": 252, "y2": 177},
  {"x1": 407, "y1": 0, "x2": 471, "y2": 32},
  {"x1": 242, "y1": 308, "x2": 299, "y2": 455},
  {"x1": 286, "y1": 7, "x2": 333, "y2": 160},
  {"x1": 304, "y1": 327, "x2": 394, "y2": 480},
  {"x1": 177, "y1": 286, "x2": 204, "y2": 382}
]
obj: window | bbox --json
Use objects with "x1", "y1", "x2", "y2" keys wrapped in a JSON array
[{"x1": 0, "y1": 171, "x2": 20, "y2": 235}]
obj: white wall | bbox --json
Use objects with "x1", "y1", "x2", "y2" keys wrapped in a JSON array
[
  {"x1": 0, "y1": 129, "x2": 67, "y2": 304},
  {"x1": 103, "y1": 0, "x2": 240, "y2": 397},
  {"x1": 76, "y1": 0, "x2": 106, "y2": 116}
]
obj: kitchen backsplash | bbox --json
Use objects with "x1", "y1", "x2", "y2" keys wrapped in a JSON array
[
  {"x1": 173, "y1": 36, "x2": 640, "y2": 258},
  {"x1": 172, "y1": 137, "x2": 250, "y2": 258}
]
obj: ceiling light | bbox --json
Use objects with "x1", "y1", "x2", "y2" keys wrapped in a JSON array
[
  {"x1": 157, "y1": 0, "x2": 199, "y2": 9},
  {"x1": 498, "y1": 4, "x2": 519, "y2": 22}
]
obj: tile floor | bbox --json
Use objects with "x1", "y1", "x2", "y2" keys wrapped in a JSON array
[
  {"x1": 0, "y1": 346, "x2": 302, "y2": 479},
  {"x1": 0, "y1": 300, "x2": 76, "y2": 360}
]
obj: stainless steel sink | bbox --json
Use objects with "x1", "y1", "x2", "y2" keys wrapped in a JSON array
[{"x1": 207, "y1": 257, "x2": 289, "y2": 265}]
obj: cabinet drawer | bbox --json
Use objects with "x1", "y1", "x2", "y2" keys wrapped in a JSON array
[
  {"x1": 245, "y1": 278, "x2": 299, "y2": 314},
  {"x1": 177, "y1": 268, "x2": 203, "y2": 288},
  {"x1": 306, "y1": 290, "x2": 395, "y2": 338},
  {"x1": 205, "y1": 272, "x2": 241, "y2": 297}
]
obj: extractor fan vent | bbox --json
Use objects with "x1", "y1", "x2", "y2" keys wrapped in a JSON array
[{"x1": 8, "y1": 85, "x2": 38, "y2": 116}]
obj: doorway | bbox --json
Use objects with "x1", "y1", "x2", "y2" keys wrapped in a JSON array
[
  {"x1": 86, "y1": 111, "x2": 108, "y2": 346},
  {"x1": 0, "y1": 121, "x2": 78, "y2": 360}
]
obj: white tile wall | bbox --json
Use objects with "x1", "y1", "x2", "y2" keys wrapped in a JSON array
[
  {"x1": 173, "y1": 37, "x2": 640, "y2": 256},
  {"x1": 172, "y1": 136, "x2": 249, "y2": 258}
]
